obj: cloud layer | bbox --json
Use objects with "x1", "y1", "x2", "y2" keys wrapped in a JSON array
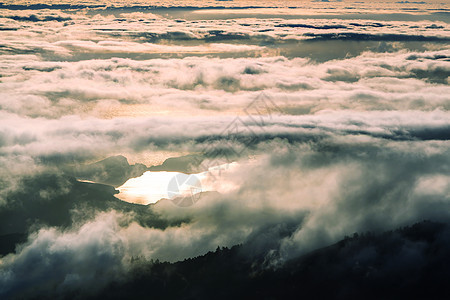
[{"x1": 0, "y1": 2, "x2": 449, "y2": 298}]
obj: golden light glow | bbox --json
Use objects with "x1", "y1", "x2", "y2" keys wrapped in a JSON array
[{"x1": 116, "y1": 162, "x2": 240, "y2": 205}]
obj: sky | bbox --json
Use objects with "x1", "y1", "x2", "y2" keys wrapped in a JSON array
[{"x1": 0, "y1": 0, "x2": 449, "y2": 298}]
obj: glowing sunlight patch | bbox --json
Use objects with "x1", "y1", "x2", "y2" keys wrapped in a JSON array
[{"x1": 115, "y1": 162, "x2": 240, "y2": 205}]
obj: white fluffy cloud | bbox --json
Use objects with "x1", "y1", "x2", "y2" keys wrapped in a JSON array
[
  {"x1": 0, "y1": 2, "x2": 449, "y2": 297},
  {"x1": 0, "y1": 50, "x2": 448, "y2": 119}
]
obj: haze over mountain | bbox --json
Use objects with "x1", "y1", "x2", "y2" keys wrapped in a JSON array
[{"x1": 0, "y1": 0, "x2": 449, "y2": 299}]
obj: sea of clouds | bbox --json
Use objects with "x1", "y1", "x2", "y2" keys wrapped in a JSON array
[{"x1": 0, "y1": 2, "x2": 449, "y2": 298}]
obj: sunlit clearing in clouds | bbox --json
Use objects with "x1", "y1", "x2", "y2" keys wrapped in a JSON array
[{"x1": 116, "y1": 162, "x2": 240, "y2": 205}]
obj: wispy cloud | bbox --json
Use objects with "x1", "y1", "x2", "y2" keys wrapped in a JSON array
[{"x1": 0, "y1": 2, "x2": 449, "y2": 298}]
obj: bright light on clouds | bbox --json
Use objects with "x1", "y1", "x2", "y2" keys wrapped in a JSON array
[
  {"x1": 115, "y1": 162, "x2": 240, "y2": 205},
  {"x1": 1, "y1": 1, "x2": 449, "y2": 298}
]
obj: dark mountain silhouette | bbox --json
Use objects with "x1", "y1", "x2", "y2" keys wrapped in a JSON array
[
  {"x1": 149, "y1": 154, "x2": 205, "y2": 173},
  {"x1": 0, "y1": 172, "x2": 188, "y2": 252},
  {"x1": 72, "y1": 155, "x2": 148, "y2": 187},
  {"x1": 95, "y1": 220, "x2": 450, "y2": 300},
  {"x1": 1, "y1": 169, "x2": 448, "y2": 299},
  {"x1": 72, "y1": 154, "x2": 206, "y2": 187},
  {"x1": 0, "y1": 154, "x2": 220, "y2": 256},
  {"x1": 1, "y1": 156, "x2": 448, "y2": 299}
]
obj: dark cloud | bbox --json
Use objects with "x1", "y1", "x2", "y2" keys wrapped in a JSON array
[
  {"x1": 397, "y1": 1, "x2": 427, "y2": 4},
  {"x1": 303, "y1": 32, "x2": 450, "y2": 42},
  {"x1": 2, "y1": 14, "x2": 71, "y2": 22},
  {"x1": 275, "y1": 23, "x2": 347, "y2": 29}
]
